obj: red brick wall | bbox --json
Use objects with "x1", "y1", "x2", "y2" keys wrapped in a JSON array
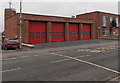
[
  {"x1": 21, "y1": 13, "x2": 93, "y2": 24},
  {"x1": 4, "y1": 14, "x2": 19, "y2": 39},
  {"x1": 76, "y1": 11, "x2": 120, "y2": 38},
  {"x1": 5, "y1": 9, "x2": 16, "y2": 20}
]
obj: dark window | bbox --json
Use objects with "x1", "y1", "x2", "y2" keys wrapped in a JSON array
[
  {"x1": 60, "y1": 32, "x2": 64, "y2": 34},
  {"x1": 52, "y1": 32, "x2": 55, "y2": 34},
  {"x1": 29, "y1": 36, "x2": 34, "y2": 39},
  {"x1": 52, "y1": 36, "x2": 54, "y2": 37},
  {"x1": 56, "y1": 36, "x2": 59, "y2": 37},
  {"x1": 36, "y1": 36, "x2": 40, "y2": 38},
  {"x1": 41, "y1": 32, "x2": 45, "y2": 34},
  {"x1": 76, "y1": 32, "x2": 78, "y2": 33},
  {"x1": 60, "y1": 35, "x2": 64, "y2": 37},
  {"x1": 72, "y1": 32, "x2": 74, "y2": 33},
  {"x1": 36, "y1": 32, "x2": 40, "y2": 35},
  {"x1": 29, "y1": 32, "x2": 34, "y2": 35},
  {"x1": 102, "y1": 28, "x2": 106, "y2": 36},
  {"x1": 56, "y1": 32, "x2": 59, "y2": 34},
  {"x1": 42, "y1": 36, "x2": 45, "y2": 38},
  {"x1": 72, "y1": 35, "x2": 74, "y2": 36}
]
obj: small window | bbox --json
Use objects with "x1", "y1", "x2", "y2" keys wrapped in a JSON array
[
  {"x1": 52, "y1": 32, "x2": 55, "y2": 34},
  {"x1": 29, "y1": 32, "x2": 34, "y2": 35},
  {"x1": 52, "y1": 36, "x2": 54, "y2": 37},
  {"x1": 72, "y1": 35, "x2": 74, "y2": 36},
  {"x1": 116, "y1": 17, "x2": 119, "y2": 27},
  {"x1": 60, "y1": 35, "x2": 64, "y2": 37},
  {"x1": 29, "y1": 36, "x2": 34, "y2": 39},
  {"x1": 56, "y1": 36, "x2": 59, "y2": 37},
  {"x1": 60, "y1": 32, "x2": 64, "y2": 34},
  {"x1": 76, "y1": 32, "x2": 78, "y2": 33},
  {"x1": 36, "y1": 32, "x2": 40, "y2": 35},
  {"x1": 76, "y1": 35, "x2": 78, "y2": 36},
  {"x1": 102, "y1": 28, "x2": 106, "y2": 36},
  {"x1": 102, "y1": 16, "x2": 106, "y2": 27},
  {"x1": 41, "y1": 32, "x2": 45, "y2": 34},
  {"x1": 110, "y1": 16, "x2": 113, "y2": 23},
  {"x1": 72, "y1": 32, "x2": 74, "y2": 33},
  {"x1": 56, "y1": 32, "x2": 59, "y2": 34},
  {"x1": 41, "y1": 36, "x2": 45, "y2": 38},
  {"x1": 36, "y1": 36, "x2": 40, "y2": 38}
]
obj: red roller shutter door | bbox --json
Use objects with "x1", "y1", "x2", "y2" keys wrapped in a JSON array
[
  {"x1": 51, "y1": 23, "x2": 65, "y2": 42},
  {"x1": 83, "y1": 24, "x2": 91, "y2": 39},
  {"x1": 69, "y1": 24, "x2": 79, "y2": 41},
  {"x1": 29, "y1": 21, "x2": 47, "y2": 44}
]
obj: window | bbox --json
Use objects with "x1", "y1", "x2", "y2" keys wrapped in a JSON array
[
  {"x1": 41, "y1": 32, "x2": 45, "y2": 34},
  {"x1": 102, "y1": 16, "x2": 106, "y2": 27},
  {"x1": 110, "y1": 16, "x2": 113, "y2": 27},
  {"x1": 60, "y1": 35, "x2": 64, "y2": 37},
  {"x1": 56, "y1": 32, "x2": 59, "y2": 34},
  {"x1": 60, "y1": 32, "x2": 64, "y2": 34},
  {"x1": 52, "y1": 32, "x2": 55, "y2": 34},
  {"x1": 102, "y1": 28, "x2": 106, "y2": 36},
  {"x1": 52, "y1": 36, "x2": 54, "y2": 37},
  {"x1": 76, "y1": 35, "x2": 78, "y2": 36},
  {"x1": 60, "y1": 35, "x2": 63, "y2": 37},
  {"x1": 110, "y1": 16, "x2": 112, "y2": 23},
  {"x1": 36, "y1": 32, "x2": 40, "y2": 35},
  {"x1": 29, "y1": 36, "x2": 34, "y2": 39},
  {"x1": 29, "y1": 32, "x2": 34, "y2": 35},
  {"x1": 116, "y1": 29, "x2": 118, "y2": 35},
  {"x1": 72, "y1": 35, "x2": 74, "y2": 36},
  {"x1": 116, "y1": 17, "x2": 119, "y2": 27},
  {"x1": 56, "y1": 36, "x2": 59, "y2": 37},
  {"x1": 41, "y1": 36, "x2": 45, "y2": 38},
  {"x1": 36, "y1": 36, "x2": 40, "y2": 38}
]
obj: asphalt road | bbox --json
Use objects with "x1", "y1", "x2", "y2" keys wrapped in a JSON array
[{"x1": 1, "y1": 43, "x2": 119, "y2": 82}]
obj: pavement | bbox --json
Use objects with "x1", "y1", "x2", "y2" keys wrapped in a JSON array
[
  {"x1": 2, "y1": 39, "x2": 119, "y2": 58},
  {"x1": 1, "y1": 39, "x2": 120, "y2": 82}
]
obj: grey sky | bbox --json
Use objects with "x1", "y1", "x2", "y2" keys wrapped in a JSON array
[{"x1": 0, "y1": 0, "x2": 119, "y2": 32}]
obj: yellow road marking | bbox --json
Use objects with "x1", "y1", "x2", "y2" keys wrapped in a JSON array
[
  {"x1": 50, "y1": 55, "x2": 90, "y2": 63},
  {"x1": 1, "y1": 68, "x2": 21, "y2": 73},
  {"x1": 50, "y1": 53, "x2": 120, "y2": 74},
  {"x1": 109, "y1": 76, "x2": 120, "y2": 81}
]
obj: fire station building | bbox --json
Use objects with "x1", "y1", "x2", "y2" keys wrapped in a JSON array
[{"x1": 4, "y1": 8, "x2": 120, "y2": 44}]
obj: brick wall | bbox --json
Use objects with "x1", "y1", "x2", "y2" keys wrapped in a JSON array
[
  {"x1": 4, "y1": 14, "x2": 19, "y2": 39},
  {"x1": 76, "y1": 11, "x2": 120, "y2": 38}
]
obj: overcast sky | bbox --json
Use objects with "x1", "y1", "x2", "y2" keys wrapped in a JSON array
[{"x1": 0, "y1": 0, "x2": 119, "y2": 32}]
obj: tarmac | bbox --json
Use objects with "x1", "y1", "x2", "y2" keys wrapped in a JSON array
[{"x1": 2, "y1": 39, "x2": 119, "y2": 59}]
